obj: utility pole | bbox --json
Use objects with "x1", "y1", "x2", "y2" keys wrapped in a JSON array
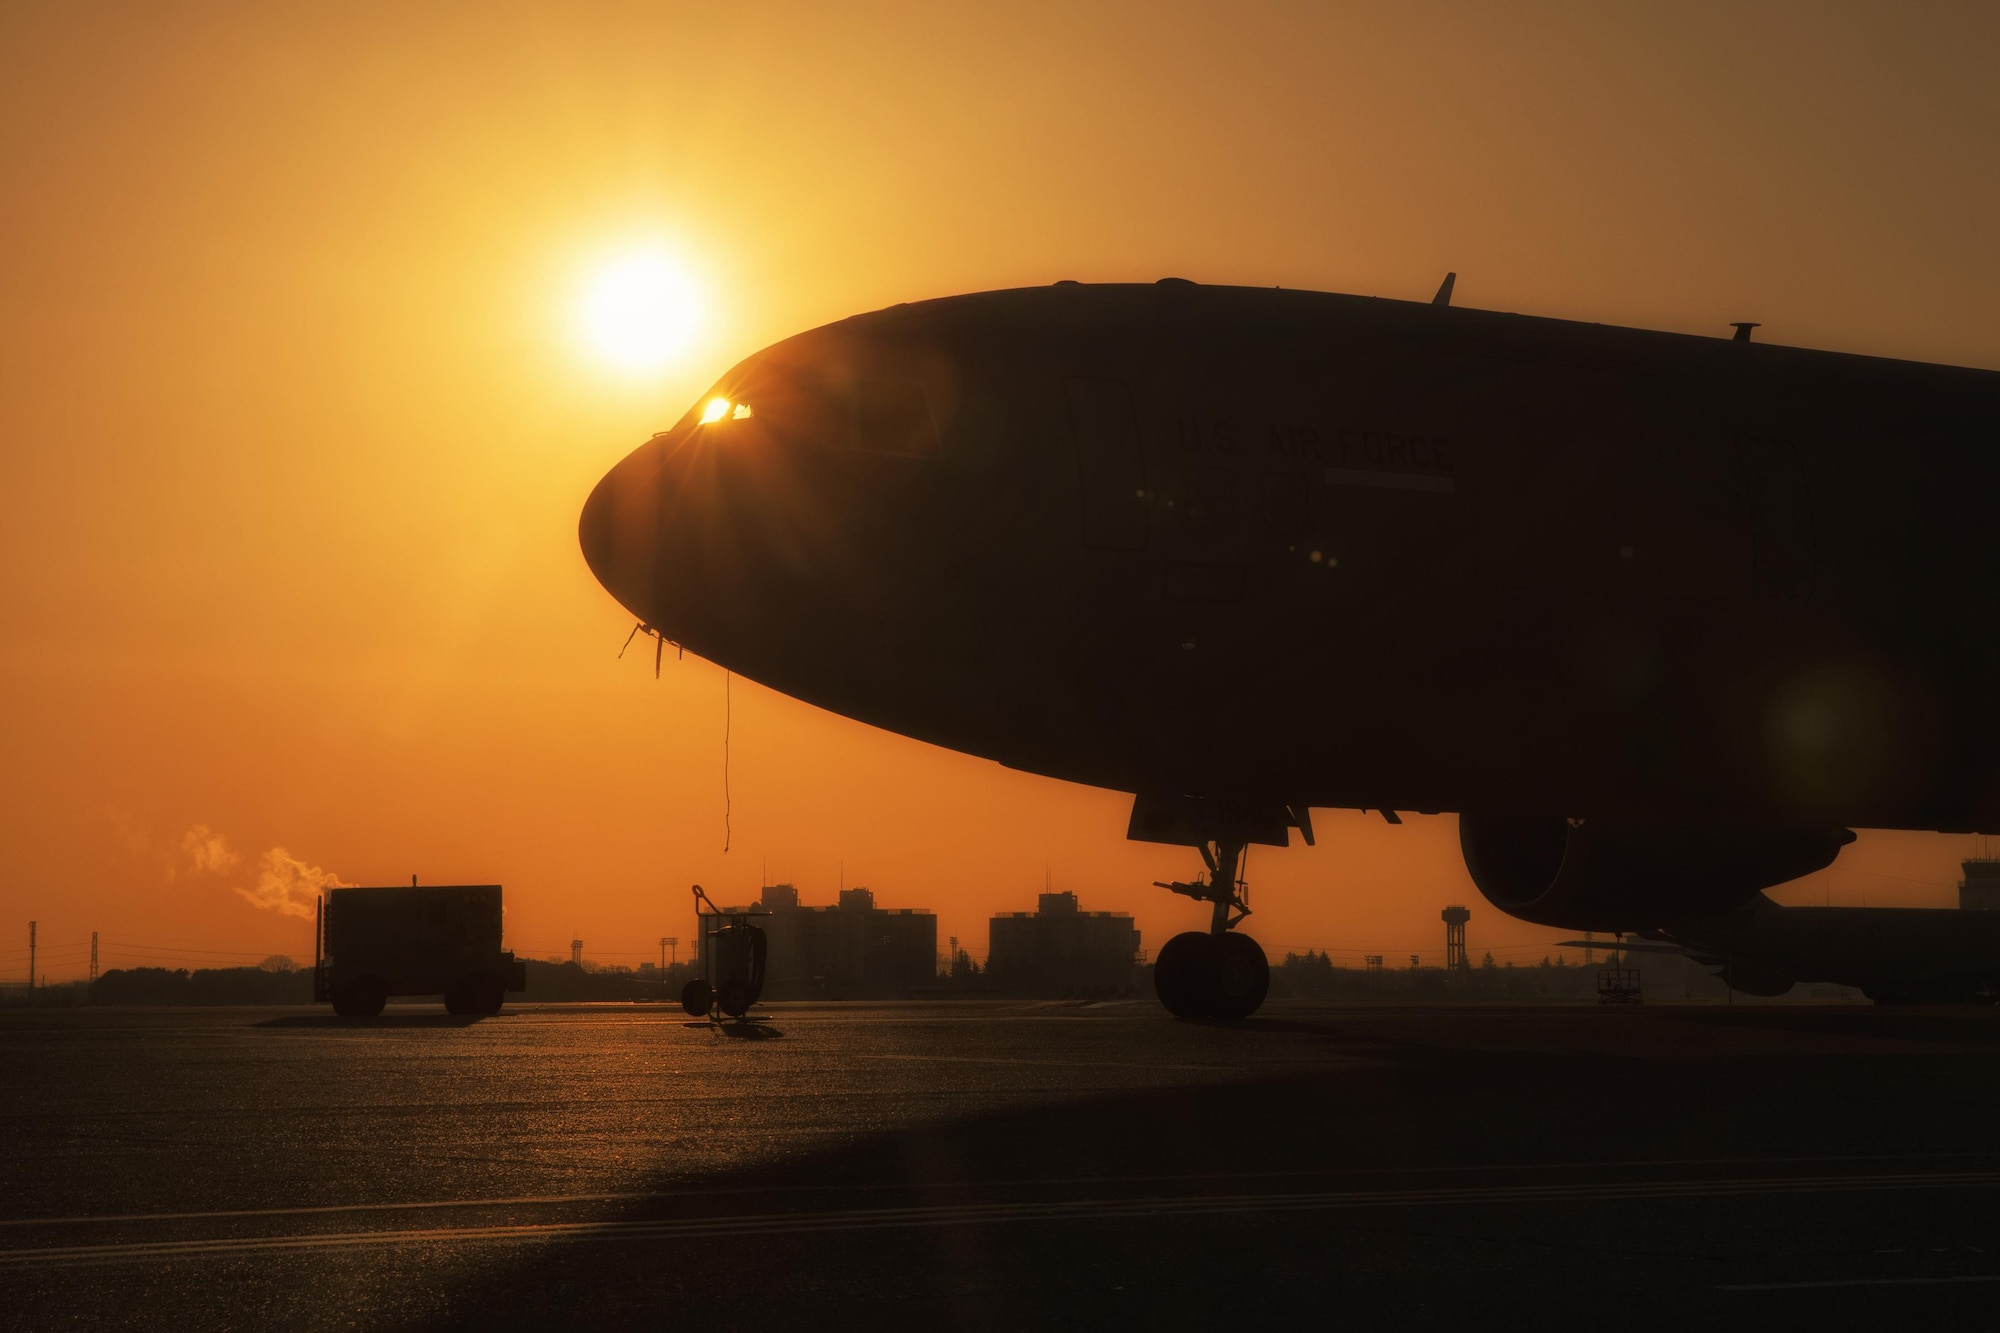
[
  {"x1": 89, "y1": 931, "x2": 98, "y2": 985},
  {"x1": 27, "y1": 921, "x2": 36, "y2": 999}
]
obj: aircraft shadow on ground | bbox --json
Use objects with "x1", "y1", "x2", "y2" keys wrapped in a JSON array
[
  {"x1": 1664, "y1": 1006, "x2": 2000, "y2": 1046},
  {"x1": 416, "y1": 1010, "x2": 2000, "y2": 1329},
  {"x1": 253, "y1": 1014, "x2": 490, "y2": 1030},
  {"x1": 687, "y1": 1017, "x2": 784, "y2": 1040}
]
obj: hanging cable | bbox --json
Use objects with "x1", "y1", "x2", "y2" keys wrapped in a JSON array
[{"x1": 732, "y1": 664, "x2": 740, "y2": 852}]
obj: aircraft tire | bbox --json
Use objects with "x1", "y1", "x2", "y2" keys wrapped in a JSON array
[
  {"x1": 332, "y1": 976, "x2": 386, "y2": 1019},
  {"x1": 1211, "y1": 933, "x2": 1269, "y2": 1020},
  {"x1": 681, "y1": 979, "x2": 714, "y2": 1017},
  {"x1": 1155, "y1": 932, "x2": 1218, "y2": 1019}
]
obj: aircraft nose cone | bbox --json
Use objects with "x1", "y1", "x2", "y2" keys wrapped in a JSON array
[{"x1": 579, "y1": 440, "x2": 665, "y2": 622}]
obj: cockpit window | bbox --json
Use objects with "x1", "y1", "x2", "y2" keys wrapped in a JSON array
[
  {"x1": 856, "y1": 379, "x2": 938, "y2": 456},
  {"x1": 696, "y1": 396, "x2": 754, "y2": 424},
  {"x1": 684, "y1": 350, "x2": 948, "y2": 458}
]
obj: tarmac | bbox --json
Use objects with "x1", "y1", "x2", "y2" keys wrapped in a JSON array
[{"x1": 5, "y1": 999, "x2": 2000, "y2": 1329}]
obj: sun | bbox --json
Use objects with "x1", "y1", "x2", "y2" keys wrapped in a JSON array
[{"x1": 577, "y1": 250, "x2": 702, "y2": 374}]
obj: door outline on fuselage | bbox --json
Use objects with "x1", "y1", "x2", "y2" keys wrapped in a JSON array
[{"x1": 1068, "y1": 377, "x2": 1148, "y2": 551}]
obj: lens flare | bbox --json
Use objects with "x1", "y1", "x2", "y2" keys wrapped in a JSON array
[{"x1": 578, "y1": 251, "x2": 701, "y2": 374}]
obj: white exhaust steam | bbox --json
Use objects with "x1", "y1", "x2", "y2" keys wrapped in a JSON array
[
  {"x1": 236, "y1": 848, "x2": 353, "y2": 920},
  {"x1": 169, "y1": 825, "x2": 354, "y2": 920}
]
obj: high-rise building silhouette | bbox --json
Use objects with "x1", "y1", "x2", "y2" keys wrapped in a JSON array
[
  {"x1": 987, "y1": 892, "x2": 1140, "y2": 996},
  {"x1": 1960, "y1": 859, "x2": 2000, "y2": 911},
  {"x1": 700, "y1": 883, "x2": 936, "y2": 999}
]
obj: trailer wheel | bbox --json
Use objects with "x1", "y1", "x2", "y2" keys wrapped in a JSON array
[
  {"x1": 470, "y1": 976, "x2": 505, "y2": 1015},
  {"x1": 443, "y1": 975, "x2": 506, "y2": 1016},
  {"x1": 718, "y1": 979, "x2": 752, "y2": 1018},
  {"x1": 681, "y1": 979, "x2": 713, "y2": 1017},
  {"x1": 332, "y1": 976, "x2": 386, "y2": 1018}
]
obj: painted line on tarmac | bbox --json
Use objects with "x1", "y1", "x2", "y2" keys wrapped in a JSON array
[
  {"x1": 7, "y1": 1151, "x2": 1993, "y2": 1230},
  {"x1": 1719, "y1": 1274, "x2": 2000, "y2": 1291},
  {"x1": 0, "y1": 1192, "x2": 683, "y2": 1229},
  {"x1": 5, "y1": 1170, "x2": 2000, "y2": 1267},
  {"x1": 853, "y1": 1052, "x2": 1244, "y2": 1073}
]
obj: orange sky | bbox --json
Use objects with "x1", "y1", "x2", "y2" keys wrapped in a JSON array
[{"x1": 5, "y1": 3, "x2": 2000, "y2": 982}]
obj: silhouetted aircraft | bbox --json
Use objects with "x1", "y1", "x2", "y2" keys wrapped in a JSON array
[
  {"x1": 580, "y1": 278, "x2": 2000, "y2": 1017},
  {"x1": 1567, "y1": 897, "x2": 2000, "y2": 1003}
]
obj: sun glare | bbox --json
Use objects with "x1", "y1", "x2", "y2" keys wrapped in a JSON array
[{"x1": 578, "y1": 250, "x2": 702, "y2": 374}]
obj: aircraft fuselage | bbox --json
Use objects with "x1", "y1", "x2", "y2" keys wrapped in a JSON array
[{"x1": 580, "y1": 282, "x2": 2000, "y2": 832}]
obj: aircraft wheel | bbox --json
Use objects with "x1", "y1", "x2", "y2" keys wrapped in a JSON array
[
  {"x1": 718, "y1": 979, "x2": 753, "y2": 1018},
  {"x1": 680, "y1": 979, "x2": 713, "y2": 1017},
  {"x1": 332, "y1": 976, "x2": 386, "y2": 1018},
  {"x1": 1211, "y1": 933, "x2": 1270, "y2": 1020},
  {"x1": 1154, "y1": 932, "x2": 1217, "y2": 1019}
]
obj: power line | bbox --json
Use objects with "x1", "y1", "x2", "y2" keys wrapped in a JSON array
[{"x1": 99, "y1": 940, "x2": 292, "y2": 948}]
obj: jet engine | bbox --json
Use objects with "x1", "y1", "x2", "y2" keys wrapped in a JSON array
[{"x1": 1458, "y1": 816, "x2": 1853, "y2": 932}]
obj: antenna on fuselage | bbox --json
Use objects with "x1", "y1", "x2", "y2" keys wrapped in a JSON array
[{"x1": 1431, "y1": 272, "x2": 1457, "y2": 307}]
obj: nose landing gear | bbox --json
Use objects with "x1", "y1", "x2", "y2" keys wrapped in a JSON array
[{"x1": 1151, "y1": 837, "x2": 1271, "y2": 1020}]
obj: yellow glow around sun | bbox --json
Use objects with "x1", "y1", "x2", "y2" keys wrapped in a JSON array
[{"x1": 578, "y1": 250, "x2": 702, "y2": 374}]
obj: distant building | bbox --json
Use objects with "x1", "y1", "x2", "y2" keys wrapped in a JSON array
[
  {"x1": 703, "y1": 883, "x2": 936, "y2": 999},
  {"x1": 1441, "y1": 905, "x2": 1470, "y2": 971},
  {"x1": 1962, "y1": 860, "x2": 2000, "y2": 911},
  {"x1": 987, "y1": 892, "x2": 1141, "y2": 996}
]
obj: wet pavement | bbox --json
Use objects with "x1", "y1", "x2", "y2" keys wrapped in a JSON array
[{"x1": 5, "y1": 1000, "x2": 2000, "y2": 1328}]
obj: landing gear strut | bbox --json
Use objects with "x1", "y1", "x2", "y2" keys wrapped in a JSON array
[{"x1": 1151, "y1": 838, "x2": 1270, "y2": 1020}]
